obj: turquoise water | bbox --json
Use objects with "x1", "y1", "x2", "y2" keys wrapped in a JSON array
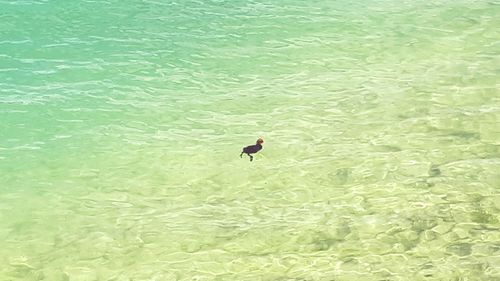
[{"x1": 1, "y1": 0, "x2": 499, "y2": 280}]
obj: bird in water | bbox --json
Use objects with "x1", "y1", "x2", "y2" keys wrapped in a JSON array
[{"x1": 240, "y1": 138, "x2": 264, "y2": 161}]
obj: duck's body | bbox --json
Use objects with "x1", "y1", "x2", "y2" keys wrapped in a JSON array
[{"x1": 240, "y1": 138, "x2": 264, "y2": 161}]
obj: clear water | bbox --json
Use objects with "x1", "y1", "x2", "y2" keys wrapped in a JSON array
[{"x1": 1, "y1": 0, "x2": 499, "y2": 280}]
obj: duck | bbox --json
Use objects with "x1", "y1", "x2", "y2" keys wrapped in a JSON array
[{"x1": 240, "y1": 138, "x2": 264, "y2": 161}]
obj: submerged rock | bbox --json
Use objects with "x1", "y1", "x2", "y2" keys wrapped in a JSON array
[{"x1": 428, "y1": 164, "x2": 441, "y2": 177}]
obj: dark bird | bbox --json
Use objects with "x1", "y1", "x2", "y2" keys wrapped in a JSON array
[{"x1": 240, "y1": 138, "x2": 264, "y2": 161}]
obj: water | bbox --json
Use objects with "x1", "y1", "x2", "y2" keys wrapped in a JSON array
[{"x1": 1, "y1": 0, "x2": 499, "y2": 280}]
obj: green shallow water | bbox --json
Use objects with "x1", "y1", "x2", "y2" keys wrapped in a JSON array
[{"x1": 1, "y1": 0, "x2": 500, "y2": 280}]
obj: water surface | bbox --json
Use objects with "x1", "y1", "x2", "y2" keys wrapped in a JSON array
[{"x1": 1, "y1": 0, "x2": 499, "y2": 280}]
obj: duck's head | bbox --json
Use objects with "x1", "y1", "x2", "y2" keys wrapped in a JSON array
[{"x1": 257, "y1": 138, "x2": 264, "y2": 144}]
